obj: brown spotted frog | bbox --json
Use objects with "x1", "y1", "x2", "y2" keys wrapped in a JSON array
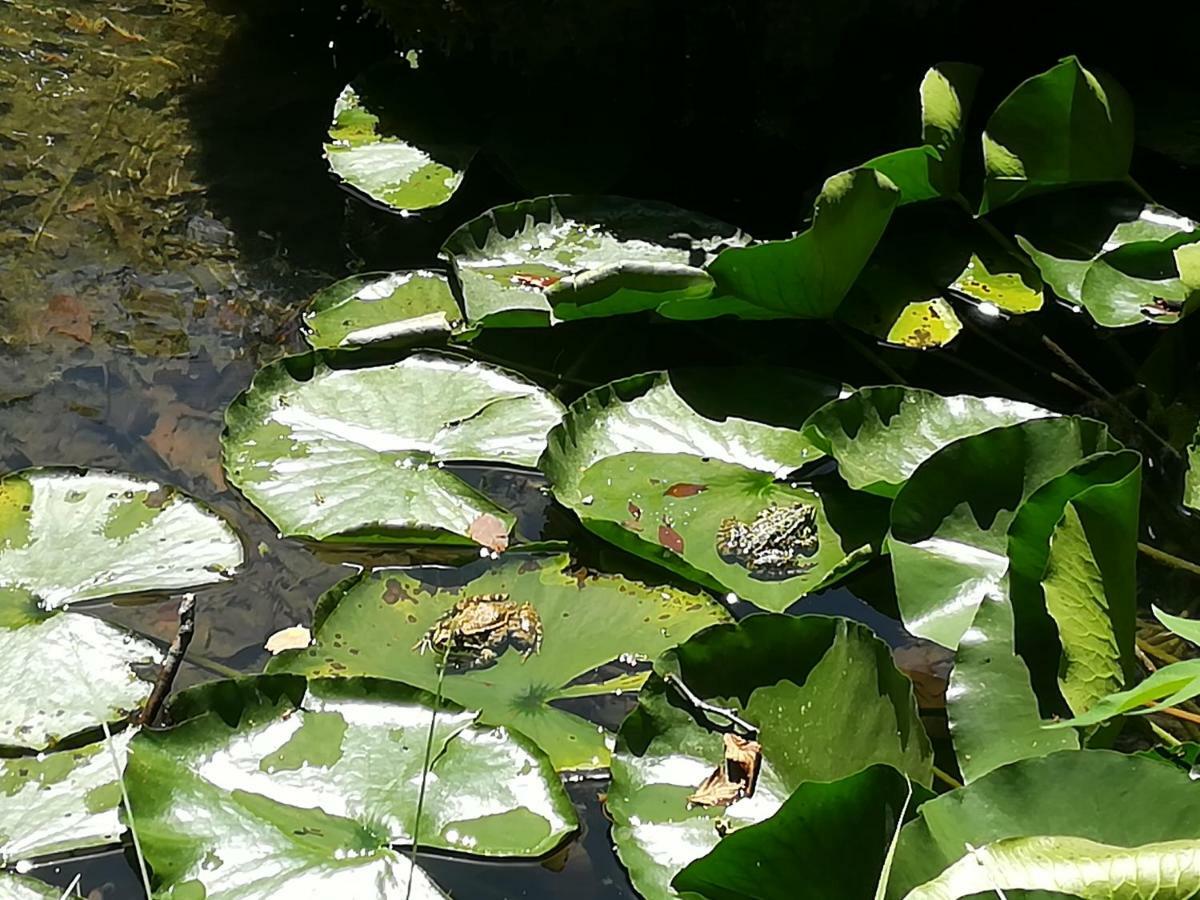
[
  {"x1": 413, "y1": 593, "x2": 543, "y2": 669},
  {"x1": 716, "y1": 502, "x2": 819, "y2": 581}
]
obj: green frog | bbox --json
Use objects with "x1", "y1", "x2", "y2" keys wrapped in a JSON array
[
  {"x1": 413, "y1": 593, "x2": 543, "y2": 669},
  {"x1": 716, "y1": 502, "x2": 819, "y2": 581}
]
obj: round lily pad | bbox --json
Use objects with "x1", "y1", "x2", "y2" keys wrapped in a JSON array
[
  {"x1": 609, "y1": 614, "x2": 931, "y2": 900},
  {"x1": 303, "y1": 270, "x2": 463, "y2": 351},
  {"x1": 268, "y1": 553, "x2": 732, "y2": 771},
  {"x1": 221, "y1": 351, "x2": 564, "y2": 546},
  {"x1": 0, "y1": 874, "x2": 59, "y2": 900},
  {"x1": 126, "y1": 675, "x2": 577, "y2": 899}
]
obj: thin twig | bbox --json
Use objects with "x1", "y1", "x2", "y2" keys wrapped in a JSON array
[
  {"x1": 1138, "y1": 542, "x2": 1200, "y2": 579},
  {"x1": 136, "y1": 594, "x2": 197, "y2": 726},
  {"x1": 1041, "y1": 335, "x2": 1180, "y2": 460},
  {"x1": 1138, "y1": 637, "x2": 1182, "y2": 667},
  {"x1": 832, "y1": 324, "x2": 909, "y2": 385},
  {"x1": 407, "y1": 645, "x2": 449, "y2": 900},
  {"x1": 102, "y1": 720, "x2": 153, "y2": 898},
  {"x1": 1150, "y1": 704, "x2": 1200, "y2": 726},
  {"x1": 932, "y1": 765, "x2": 964, "y2": 790},
  {"x1": 663, "y1": 673, "x2": 759, "y2": 737},
  {"x1": 1149, "y1": 720, "x2": 1183, "y2": 748},
  {"x1": 958, "y1": 315, "x2": 1098, "y2": 404},
  {"x1": 1135, "y1": 641, "x2": 1160, "y2": 672}
]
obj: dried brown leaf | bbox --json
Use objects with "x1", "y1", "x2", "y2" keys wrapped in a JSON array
[{"x1": 468, "y1": 513, "x2": 510, "y2": 552}]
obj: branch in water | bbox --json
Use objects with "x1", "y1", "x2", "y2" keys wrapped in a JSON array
[
  {"x1": 663, "y1": 672, "x2": 758, "y2": 737},
  {"x1": 137, "y1": 593, "x2": 197, "y2": 727}
]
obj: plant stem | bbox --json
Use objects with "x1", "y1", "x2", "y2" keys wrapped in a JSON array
[
  {"x1": 1137, "y1": 637, "x2": 1182, "y2": 667},
  {"x1": 1149, "y1": 720, "x2": 1183, "y2": 748},
  {"x1": 407, "y1": 645, "x2": 449, "y2": 900},
  {"x1": 1151, "y1": 704, "x2": 1200, "y2": 726},
  {"x1": 832, "y1": 324, "x2": 909, "y2": 385},
  {"x1": 136, "y1": 594, "x2": 196, "y2": 726},
  {"x1": 663, "y1": 672, "x2": 758, "y2": 737},
  {"x1": 102, "y1": 720, "x2": 153, "y2": 898},
  {"x1": 932, "y1": 765, "x2": 964, "y2": 790},
  {"x1": 1138, "y1": 542, "x2": 1200, "y2": 578},
  {"x1": 958, "y1": 315, "x2": 1098, "y2": 405}
]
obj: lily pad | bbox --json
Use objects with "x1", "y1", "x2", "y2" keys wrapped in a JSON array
[
  {"x1": 701, "y1": 168, "x2": 899, "y2": 318},
  {"x1": 1188, "y1": 423, "x2": 1200, "y2": 510},
  {"x1": 948, "y1": 253, "x2": 1044, "y2": 314},
  {"x1": 1, "y1": 729, "x2": 134, "y2": 864},
  {"x1": 865, "y1": 63, "x2": 981, "y2": 204},
  {"x1": 302, "y1": 270, "x2": 463, "y2": 351},
  {"x1": 126, "y1": 675, "x2": 575, "y2": 898},
  {"x1": 0, "y1": 467, "x2": 243, "y2": 610},
  {"x1": 673, "y1": 765, "x2": 919, "y2": 900},
  {"x1": 221, "y1": 351, "x2": 564, "y2": 545},
  {"x1": 324, "y1": 78, "x2": 474, "y2": 213},
  {"x1": 610, "y1": 614, "x2": 932, "y2": 900},
  {"x1": 268, "y1": 553, "x2": 731, "y2": 771},
  {"x1": 888, "y1": 417, "x2": 1118, "y2": 649},
  {"x1": 0, "y1": 469, "x2": 241, "y2": 751},
  {"x1": 980, "y1": 57, "x2": 1134, "y2": 213},
  {"x1": 0, "y1": 875, "x2": 58, "y2": 900},
  {"x1": 886, "y1": 750, "x2": 1200, "y2": 898},
  {"x1": 441, "y1": 195, "x2": 746, "y2": 328},
  {"x1": 803, "y1": 386, "x2": 1055, "y2": 497}
]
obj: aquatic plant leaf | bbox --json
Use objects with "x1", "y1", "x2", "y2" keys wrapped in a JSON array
[
  {"x1": 0, "y1": 468, "x2": 242, "y2": 611},
  {"x1": 949, "y1": 253, "x2": 1044, "y2": 313},
  {"x1": 610, "y1": 615, "x2": 931, "y2": 900},
  {"x1": 804, "y1": 387, "x2": 1055, "y2": 497},
  {"x1": 125, "y1": 675, "x2": 575, "y2": 898},
  {"x1": 269, "y1": 553, "x2": 730, "y2": 771},
  {"x1": 980, "y1": 57, "x2": 1134, "y2": 213},
  {"x1": 902, "y1": 834, "x2": 1200, "y2": 900},
  {"x1": 865, "y1": 63, "x2": 981, "y2": 204},
  {"x1": 0, "y1": 729, "x2": 133, "y2": 864},
  {"x1": 1187, "y1": 425, "x2": 1200, "y2": 510},
  {"x1": 702, "y1": 168, "x2": 899, "y2": 318},
  {"x1": 441, "y1": 195, "x2": 746, "y2": 328},
  {"x1": 221, "y1": 351, "x2": 563, "y2": 545},
  {"x1": 1048, "y1": 656, "x2": 1200, "y2": 730},
  {"x1": 324, "y1": 83, "x2": 473, "y2": 213},
  {"x1": 575, "y1": 451, "x2": 881, "y2": 611},
  {"x1": 0, "y1": 874, "x2": 58, "y2": 900},
  {"x1": 1157, "y1": 607, "x2": 1200, "y2": 646},
  {"x1": 0, "y1": 469, "x2": 240, "y2": 751},
  {"x1": 947, "y1": 595, "x2": 1078, "y2": 785},
  {"x1": 886, "y1": 750, "x2": 1200, "y2": 898},
  {"x1": 889, "y1": 417, "x2": 1117, "y2": 649},
  {"x1": 1007, "y1": 450, "x2": 1140, "y2": 713},
  {"x1": 674, "y1": 766, "x2": 918, "y2": 900},
  {"x1": 302, "y1": 270, "x2": 463, "y2": 351}
]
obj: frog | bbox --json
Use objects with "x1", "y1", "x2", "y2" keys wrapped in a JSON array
[
  {"x1": 715, "y1": 502, "x2": 820, "y2": 581},
  {"x1": 412, "y1": 593, "x2": 543, "y2": 669}
]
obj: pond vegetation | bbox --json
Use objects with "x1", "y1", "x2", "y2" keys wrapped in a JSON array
[{"x1": 4, "y1": 3, "x2": 1200, "y2": 898}]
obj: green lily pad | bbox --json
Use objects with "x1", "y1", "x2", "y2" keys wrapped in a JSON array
[
  {"x1": 0, "y1": 467, "x2": 243, "y2": 610},
  {"x1": 126, "y1": 675, "x2": 576, "y2": 899},
  {"x1": 0, "y1": 469, "x2": 242, "y2": 751},
  {"x1": 1187, "y1": 424, "x2": 1200, "y2": 510},
  {"x1": 803, "y1": 386, "x2": 1055, "y2": 497},
  {"x1": 1, "y1": 729, "x2": 133, "y2": 864},
  {"x1": 699, "y1": 168, "x2": 899, "y2": 318},
  {"x1": 324, "y1": 79, "x2": 474, "y2": 213},
  {"x1": 947, "y1": 595, "x2": 1078, "y2": 785},
  {"x1": 888, "y1": 417, "x2": 1118, "y2": 649},
  {"x1": 0, "y1": 874, "x2": 58, "y2": 900},
  {"x1": 886, "y1": 750, "x2": 1200, "y2": 898},
  {"x1": 949, "y1": 253, "x2": 1044, "y2": 314},
  {"x1": 268, "y1": 553, "x2": 731, "y2": 771},
  {"x1": 980, "y1": 56, "x2": 1134, "y2": 213},
  {"x1": 1018, "y1": 206, "x2": 1200, "y2": 327},
  {"x1": 441, "y1": 195, "x2": 746, "y2": 328},
  {"x1": 221, "y1": 351, "x2": 564, "y2": 545},
  {"x1": 865, "y1": 63, "x2": 981, "y2": 204},
  {"x1": 610, "y1": 614, "x2": 932, "y2": 900},
  {"x1": 901, "y1": 833, "x2": 1200, "y2": 900},
  {"x1": 673, "y1": 765, "x2": 919, "y2": 900},
  {"x1": 302, "y1": 271, "x2": 463, "y2": 351},
  {"x1": 576, "y1": 451, "x2": 882, "y2": 611}
]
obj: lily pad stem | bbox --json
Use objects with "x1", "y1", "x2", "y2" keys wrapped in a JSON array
[
  {"x1": 663, "y1": 673, "x2": 758, "y2": 738},
  {"x1": 1138, "y1": 542, "x2": 1200, "y2": 579},
  {"x1": 932, "y1": 765, "x2": 963, "y2": 790},
  {"x1": 136, "y1": 593, "x2": 196, "y2": 727},
  {"x1": 831, "y1": 324, "x2": 909, "y2": 386},
  {"x1": 408, "y1": 644, "x2": 450, "y2": 900}
]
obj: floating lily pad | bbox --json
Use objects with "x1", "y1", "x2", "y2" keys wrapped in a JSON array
[
  {"x1": 610, "y1": 614, "x2": 931, "y2": 900},
  {"x1": 803, "y1": 387, "x2": 1055, "y2": 497},
  {"x1": 0, "y1": 468, "x2": 242, "y2": 610},
  {"x1": 1187, "y1": 424, "x2": 1200, "y2": 510},
  {"x1": 324, "y1": 78, "x2": 475, "y2": 213},
  {"x1": 441, "y1": 195, "x2": 746, "y2": 328},
  {"x1": 302, "y1": 271, "x2": 463, "y2": 350},
  {"x1": 1, "y1": 729, "x2": 134, "y2": 864},
  {"x1": 888, "y1": 417, "x2": 1118, "y2": 649},
  {"x1": 221, "y1": 351, "x2": 564, "y2": 545},
  {"x1": 268, "y1": 553, "x2": 730, "y2": 771},
  {"x1": 127, "y1": 675, "x2": 574, "y2": 898},
  {"x1": 0, "y1": 874, "x2": 58, "y2": 900},
  {"x1": 886, "y1": 750, "x2": 1200, "y2": 898},
  {"x1": 699, "y1": 168, "x2": 899, "y2": 318},
  {"x1": 949, "y1": 253, "x2": 1044, "y2": 314},
  {"x1": 865, "y1": 63, "x2": 981, "y2": 204},
  {"x1": 980, "y1": 56, "x2": 1134, "y2": 213},
  {"x1": 0, "y1": 469, "x2": 241, "y2": 751}
]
